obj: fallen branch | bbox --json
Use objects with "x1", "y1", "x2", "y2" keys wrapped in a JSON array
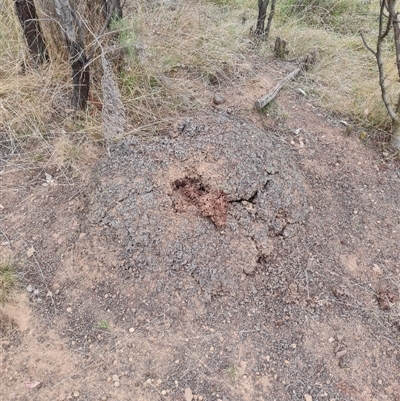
[
  {"x1": 254, "y1": 49, "x2": 318, "y2": 110},
  {"x1": 254, "y1": 67, "x2": 300, "y2": 110}
]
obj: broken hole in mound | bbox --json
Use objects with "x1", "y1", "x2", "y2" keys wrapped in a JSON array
[{"x1": 172, "y1": 176, "x2": 228, "y2": 227}]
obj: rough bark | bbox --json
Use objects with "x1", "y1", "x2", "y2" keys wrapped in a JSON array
[
  {"x1": 54, "y1": 0, "x2": 89, "y2": 109},
  {"x1": 256, "y1": 0, "x2": 269, "y2": 36},
  {"x1": 274, "y1": 36, "x2": 288, "y2": 59},
  {"x1": 15, "y1": 0, "x2": 48, "y2": 64}
]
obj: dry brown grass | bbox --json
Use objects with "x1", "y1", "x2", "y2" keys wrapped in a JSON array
[
  {"x1": 1, "y1": 0, "x2": 398, "y2": 158},
  {"x1": 275, "y1": 2, "x2": 399, "y2": 130}
]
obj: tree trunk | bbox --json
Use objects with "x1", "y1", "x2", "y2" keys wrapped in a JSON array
[
  {"x1": 15, "y1": 0, "x2": 48, "y2": 64},
  {"x1": 256, "y1": 0, "x2": 269, "y2": 36},
  {"x1": 54, "y1": 0, "x2": 89, "y2": 109},
  {"x1": 264, "y1": 0, "x2": 276, "y2": 40},
  {"x1": 391, "y1": 117, "x2": 400, "y2": 149},
  {"x1": 393, "y1": 12, "x2": 400, "y2": 78}
]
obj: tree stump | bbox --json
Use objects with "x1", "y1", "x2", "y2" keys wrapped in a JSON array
[{"x1": 274, "y1": 36, "x2": 288, "y2": 59}]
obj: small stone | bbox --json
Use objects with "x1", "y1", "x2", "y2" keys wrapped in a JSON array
[
  {"x1": 112, "y1": 375, "x2": 119, "y2": 382},
  {"x1": 265, "y1": 355, "x2": 270, "y2": 361},
  {"x1": 336, "y1": 350, "x2": 347, "y2": 358},
  {"x1": 328, "y1": 337, "x2": 335, "y2": 343},
  {"x1": 129, "y1": 327, "x2": 135, "y2": 333},
  {"x1": 372, "y1": 264, "x2": 383, "y2": 275},
  {"x1": 26, "y1": 285, "x2": 34, "y2": 293},
  {"x1": 213, "y1": 93, "x2": 225, "y2": 105},
  {"x1": 378, "y1": 379, "x2": 382, "y2": 385},
  {"x1": 210, "y1": 346, "x2": 215, "y2": 352},
  {"x1": 161, "y1": 390, "x2": 167, "y2": 395},
  {"x1": 107, "y1": 377, "x2": 112, "y2": 382},
  {"x1": 184, "y1": 387, "x2": 193, "y2": 401},
  {"x1": 73, "y1": 391, "x2": 80, "y2": 398},
  {"x1": 66, "y1": 307, "x2": 72, "y2": 313},
  {"x1": 175, "y1": 360, "x2": 179, "y2": 364},
  {"x1": 114, "y1": 381, "x2": 120, "y2": 387},
  {"x1": 146, "y1": 378, "x2": 152, "y2": 384},
  {"x1": 304, "y1": 395, "x2": 312, "y2": 401},
  {"x1": 198, "y1": 397, "x2": 203, "y2": 401},
  {"x1": 290, "y1": 343, "x2": 297, "y2": 349},
  {"x1": 156, "y1": 379, "x2": 162, "y2": 385},
  {"x1": 26, "y1": 247, "x2": 35, "y2": 258}
]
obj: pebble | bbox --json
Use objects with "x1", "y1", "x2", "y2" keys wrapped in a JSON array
[
  {"x1": 304, "y1": 394, "x2": 312, "y2": 401},
  {"x1": 161, "y1": 390, "x2": 167, "y2": 395},
  {"x1": 156, "y1": 379, "x2": 162, "y2": 385},
  {"x1": 107, "y1": 377, "x2": 112, "y2": 383},
  {"x1": 184, "y1": 387, "x2": 193, "y2": 401},
  {"x1": 73, "y1": 391, "x2": 80, "y2": 398},
  {"x1": 112, "y1": 375, "x2": 119, "y2": 382},
  {"x1": 199, "y1": 397, "x2": 203, "y2": 401},
  {"x1": 129, "y1": 327, "x2": 135, "y2": 333},
  {"x1": 114, "y1": 381, "x2": 120, "y2": 387},
  {"x1": 66, "y1": 307, "x2": 72, "y2": 313},
  {"x1": 213, "y1": 93, "x2": 225, "y2": 105},
  {"x1": 26, "y1": 285, "x2": 34, "y2": 293}
]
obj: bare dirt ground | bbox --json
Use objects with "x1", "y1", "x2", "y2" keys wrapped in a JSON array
[{"x1": 1, "y1": 57, "x2": 400, "y2": 401}]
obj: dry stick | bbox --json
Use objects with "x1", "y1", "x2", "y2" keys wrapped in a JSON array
[{"x1": 254, "y1": 67, "x2": 300, "y2": 110}]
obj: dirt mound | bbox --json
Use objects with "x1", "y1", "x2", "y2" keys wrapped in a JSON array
[
  {"x1": 89, "y1": 113, "x2": 308, "y2": 296},
  {"x1": 2, "y1": 106, "x2": 400, "y2": 401}
]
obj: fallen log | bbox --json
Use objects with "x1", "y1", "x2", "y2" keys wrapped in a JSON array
[{"x1": 254, "y1": 67, "x2": 300, "y2": 110}]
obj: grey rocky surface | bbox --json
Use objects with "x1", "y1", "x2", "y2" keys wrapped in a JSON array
[{"x1": 89, "y1": 113, "x2": 308, "y2": 296}]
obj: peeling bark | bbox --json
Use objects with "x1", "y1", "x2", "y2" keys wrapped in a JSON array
[{"x1": 54, "y1": 0, "x2": 89, "y2": 109}]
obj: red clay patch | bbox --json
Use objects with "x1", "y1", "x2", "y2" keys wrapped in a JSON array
[{"x1": 173, "y1": 176, "x2": 228, "y2": 227}]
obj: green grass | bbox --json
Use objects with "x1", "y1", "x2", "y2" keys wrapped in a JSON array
[
  {"x1": 95, "y1": 319, "x2": 111, "y2": 330},
  {"x1": 0, "y1": 261, "x2": 18, "y2": 304},
  {"x1": 226, "y1": 363, "x2": 238, "y2": 382}
]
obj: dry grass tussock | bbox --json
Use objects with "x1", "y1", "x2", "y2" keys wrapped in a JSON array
[
  {"x1": 1, "y1": 0, "x2": 255, "y2": 170},
  {"x1": 0, "y1": 0, "x2": 398, "y2": 169},
  {"x1": 117, "y1": 0, "x2": 254, "y2": 133},
  {"x1": 275, "y1": 2, "x2": 398, "y2": 130}
]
